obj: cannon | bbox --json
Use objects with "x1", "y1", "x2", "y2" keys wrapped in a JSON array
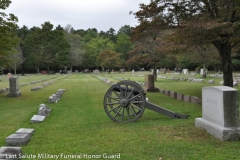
[{"x1": 103, "y1": 80, "x2": 189, "y2": 122}]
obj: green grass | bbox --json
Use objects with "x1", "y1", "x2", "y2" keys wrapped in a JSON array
[{"x1": 0, "y1": 73, "x2": 240, "y2": 160}]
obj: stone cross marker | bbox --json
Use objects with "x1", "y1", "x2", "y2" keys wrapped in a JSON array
[
  {"x1": 7, "y1": 76, "x2": 21, "y2": 97},
  {"x1": 195, "y1": 86, "x2": 240, "y2": 141}
]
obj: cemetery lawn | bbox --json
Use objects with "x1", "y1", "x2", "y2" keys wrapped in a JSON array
[{"x1": 0, "y1": 72, "x2": 240, "y2": 160}]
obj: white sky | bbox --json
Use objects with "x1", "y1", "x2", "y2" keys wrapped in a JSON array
[{"x1": 5, "y1": 0, "x2": 150, "y2": 32}]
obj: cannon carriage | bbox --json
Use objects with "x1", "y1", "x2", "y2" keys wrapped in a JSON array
[{"x1": 103, "y1": 80, "x2": 189, "y2": 122}]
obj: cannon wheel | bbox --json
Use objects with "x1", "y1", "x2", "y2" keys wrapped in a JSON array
[{"x1": 103, "y1": 80, "x2": 146, "y2": 122}]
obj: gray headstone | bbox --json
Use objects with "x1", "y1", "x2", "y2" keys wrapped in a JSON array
[
  {"x1": 15, "y1": 128, "x2": 34, "y2": 136},
  {"x1": 233, "y1": 81, "x2": 238, "y2": 86},
  {"x1": 7, "y1": 77, "x2": 21, "y2": 97},
  {"x1": 170, "y1": 91, "x2": 177, "y2": 99},
  {"x1": 48, "y1": 94, "x2": 59, "y2": 103},
  {"x1": 164, "y1": 90, "x2": 170, "y2": 96},
  {"x1": 195, "y1": 86, "x2": 240, "y2": 141},
  {"x1": 0, "y1": 146, "x2": 21, "y2": 160},
  {"x1": 183, "y1": 95, "x2": 191, "y2": 102},
  {"x1": 6, "y1": 134, "x2": 30, "y2": 146},
  {"x1": 30, "y1": 115, "x2": 45, "y2": 123},
  {"x1": 207, "y1": 80, "x2": 215, "y2": 84},
  {"x1": 159, "y1": 89, "x2": 165, "y2": 93},
  {"x1": 191, "y1": 96, "x2": 202, "y2": 105},
  {"x1": 38, "y1": 104, "x2": 51, "y2": 116},
  {"x1": 177, "y1": 93, "x2": 184, "y2": 101},
  {"x1": 31, "y1": 86, "x2": 43, "y2": 91}
]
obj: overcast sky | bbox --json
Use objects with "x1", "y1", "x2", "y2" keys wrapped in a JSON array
[{"x1": 5, "y1": 0, "x2": 150, "y2": 32}]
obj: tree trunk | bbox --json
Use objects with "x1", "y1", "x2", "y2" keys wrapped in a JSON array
[
  {"x1": 36, "y1": 66, "x2": 40, "y2": 74},
  {"x1": 212, "y1": 40, "x2": 233, "y2": 87},
  {"x1": 21, "y1": 63, "x2": 25, "y2": 75},
  {"x1": 47, "y1": 65, "x2": 50, "y2": 74},
  {"x1": 70, "y1": 62, "x2": 73, "y2": 72},
  {"x1": 202, "y1": 63, "x2": 206, "y2": 78}
]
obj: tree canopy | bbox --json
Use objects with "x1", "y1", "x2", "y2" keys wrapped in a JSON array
[
  {"x1": 0, "y1": 0, "x2": 19, "y2": 67},
  {"x1": 132, "y1": 0, "x2": 240, "y2": 87}
]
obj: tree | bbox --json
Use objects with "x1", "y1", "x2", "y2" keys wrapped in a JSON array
[
  {"x1": 17, "y1": 25, "x2": 31, "y2": 75},
  {"x1": 0, "y1": 0, "x2": 19, "y2": 68},
  {"x1": 83, "y1": 29, "x2": 97, "y2": 43},
  {"x1": 115, "y1": 34, "x2": 134, "y2": 68},
  {"x1": 133, "y1": 0, "x2": 240, "y2": 87},
  {"x1": 97, "y1": 49, "x2": 122, "y2": 71},
  {"x1": 5, "y1": 44, "x2": 24, "y2": 74},
  {"x1": 24, "y1": 22, "x2": 70, "y2": 73},
  {"x1": 64, "y1": 25, "x2": 85, "y2": 71},
  {"x1": 186, "y1": 44, "x2": 220, "y2": 78},
  {"x1": 128, "y1": 36, "x2": 170, "y2": 80},
  {"x1": 117, "y1": 25, "x2": 132, "y2": 36},
  {"x1": 83, "y1": 36, "x2": 115, "y2": 69},
  {"x1": 106, "y1": 28, "x2": 117, "y2": 43}
]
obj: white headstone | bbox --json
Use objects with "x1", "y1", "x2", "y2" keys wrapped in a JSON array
[
  {"x1": 182, "y1": 69, "x2": 188, "y2": 75},
  {"x1": 195, "y1": 86, "x2": 240, "y2": 141}
]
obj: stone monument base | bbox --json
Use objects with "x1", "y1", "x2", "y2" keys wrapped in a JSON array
[
  {"x1": 144, "y1": 87, "x2": 160, "y2": 92},
  {"x1": 195, "y1": 118, "x2": 240, "y2": 141},
  {"x1": 7, "y1": 91, "x2": 21, "y2": 97}
]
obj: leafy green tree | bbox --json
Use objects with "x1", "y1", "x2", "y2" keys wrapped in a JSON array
[
  {"x1": 64, "y1": 25, "x2": 85, "y2": 71},
  {"x1": 0, "y1": 0, "x2": 19, "y2": 68},
  {"x1": 17, "y1": 25, "x2": 31, "y2": 75},
  {"x1": 106, "y1": 28, "x2": 117, "y2": 43},
  {"x1": 74, "y1": 29, "x2": 87, "y2": 37},
  {"x1": 5, "y1": 44, "x2": 24, "y2": 74},
  {"x1": 117, "y1": 25, "x2": 132, "y2": 36},
  {"x1": 24, "y1": 22, "x2": 70, "y2": 73},
  {"x1": 97, "y1": 49, "x2": 122, "y2": 71},
  {"x1": 83, "y1": 29, "x2": 97, "y2": 43},
  {"x1": 83, "y1": 36, "x2": 115, "y2": 69},
  {"x1": 115, "y1": 34, "x2": 134, "y2": 68}
]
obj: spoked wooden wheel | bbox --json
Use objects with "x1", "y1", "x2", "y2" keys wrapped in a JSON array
[{"x1": 103, "y1": 80, "x2": 146, "y2": 122}]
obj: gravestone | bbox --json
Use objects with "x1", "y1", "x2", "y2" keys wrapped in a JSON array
[
  {"x1": 200, "y1": 69, "x2": 208, "y2": 75},
  {"x1": 182, "y1": 69, "x2": 188, "y2": 75},
  {"x1": 144, "y1": 74, "x2": 159, "y2": 92},
  {"x1": 195, "y1": 86, "x2": 240, "y2": 141},
  {"x1": 30, "y1": 115, "x2": 45, "y2": 123},
  {"x1": 6, "y1": 134, "x2": 30, "y2": 146},
  {"x1": 7, "y1": 77, "x2": 21, "y2": 97},
  {"x1": 15, "y1": 128, "x2": 34, "y2": 136},
  {"x1": 0, "y1": 146, "x2": 22, "y2": 159},
  {"x1": 38, "y1": 104, "x2": 51, "y2": 116}
]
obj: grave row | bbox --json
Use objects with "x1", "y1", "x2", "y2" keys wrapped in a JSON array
[
  {"x1": 1, "y1": 89, "x2": 65, "y2": 159},
  {"x1": 30, "y1": 75, "x2": 71, "y2": 92},
  {"x1": 157, "y1": 75, "x2": 239, "y2": 86},
  {"x1": 0, "y1": 75, "x2": 60, "y2": 95},
  {"x1": 96, "y1": 76, "x2": 116, "y2": 86},
  {"x1": 31, "y1": 81, "x2": 53, "y2": 91},
  {"x1": 159, "y1": 89, "x2": 201, "y2": 104},
  {"x1": 48, "y1": 89, "x2": 66, "y2": 103}
]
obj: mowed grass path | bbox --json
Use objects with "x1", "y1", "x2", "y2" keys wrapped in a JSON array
[{"x1": 0, "y1": 74, "x2": 240, "y2": 160}]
